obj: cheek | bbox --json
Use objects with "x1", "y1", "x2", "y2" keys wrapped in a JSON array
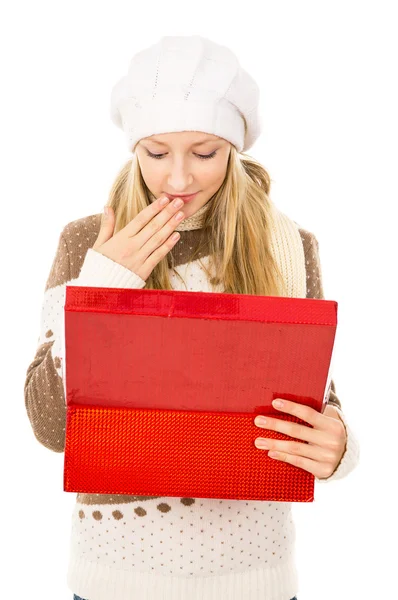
[
  {"x1": 208, "y1": 165, "x2": 228, "y2": 188},
  {"x1": 202, "y1": 161, "x2": 227, "y2": 185},
  {"x1": 139, "y1": 162, "x2": 161, "y2": 187}
]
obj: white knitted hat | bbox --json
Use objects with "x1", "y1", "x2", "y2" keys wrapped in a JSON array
[{"x1": 110, "y1": 35, "x2": 263, "y2": 153}]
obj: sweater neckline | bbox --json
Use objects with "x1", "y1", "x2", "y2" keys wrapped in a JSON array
[{"x1": 174, "y1": 200, "x2": 211, "y2": 231}]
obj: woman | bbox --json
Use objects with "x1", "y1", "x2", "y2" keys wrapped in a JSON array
[{"x1": 24, "y1": 35, "x2": 360, "y2": 600}]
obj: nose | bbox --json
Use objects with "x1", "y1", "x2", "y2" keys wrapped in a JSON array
[{"x1": 166, "y1": 157, "x2": 194, "y2": 192}]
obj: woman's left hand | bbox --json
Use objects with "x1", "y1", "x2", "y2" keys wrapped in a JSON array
[{"x1": 254, "y1": 399, "x2": 347, "y2": 480}]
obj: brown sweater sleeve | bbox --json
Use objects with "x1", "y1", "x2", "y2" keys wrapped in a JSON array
[
  {"x1": 23, "y1": 212, "x2": 143, "y2": 454},
  {"x1": 24, "y1": 229, "x2": 71, "y2": 453},
  {"x1": 301, "y1": 230, "x2": 342, "y2": 411}
]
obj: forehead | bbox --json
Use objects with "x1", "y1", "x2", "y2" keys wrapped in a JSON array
[{"x1": 143, "y1": 132, "x2": 222, "y2": 147}]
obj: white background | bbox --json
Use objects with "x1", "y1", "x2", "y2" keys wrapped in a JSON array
[{"x1": 1, "y1": 1, "x2": 397, "y2": 599}]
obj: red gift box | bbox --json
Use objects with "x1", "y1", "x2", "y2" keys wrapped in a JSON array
[{"x1": 63, "y1": 287, "x2": 337, "y2": 502}]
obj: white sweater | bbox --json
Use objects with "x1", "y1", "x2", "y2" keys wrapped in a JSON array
[
  {"x1": 69, "y1": 248, "x2": 359, "y2": 600},
  {"x1": 27, "y1": 213, "x2": 360, "y2": 600}
]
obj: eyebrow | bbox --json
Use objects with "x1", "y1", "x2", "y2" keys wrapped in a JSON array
[{"x1": 147, "y1": 137, "x2": 217, "y2": 147}]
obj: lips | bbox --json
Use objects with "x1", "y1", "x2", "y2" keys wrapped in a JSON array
[{"x1": 164, "y1": 192, "x2": 199, "y2": 203}]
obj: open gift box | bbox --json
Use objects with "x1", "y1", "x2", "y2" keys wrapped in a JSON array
[{"x1": 63, "y1": 286, "x2": 337, "y2": 502}]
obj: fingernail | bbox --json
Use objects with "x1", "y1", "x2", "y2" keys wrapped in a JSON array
[
  {"x1": 160, "y1": 196, "x2": 169, "y2": 206},
  {"x1": 255, "y1": 439, "x2": 269, "y2": 449},
  {"x1": 254, "y1": 416, "x2": 267, "y2": 427},
  {"x1": 273, "y1": 400, "x2": 283, "y2": 408},
  {"x1": 103, "y1": 206, "x2": 109, "y2": 218}
]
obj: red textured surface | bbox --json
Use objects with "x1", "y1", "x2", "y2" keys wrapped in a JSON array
[
  {"x1": 64, "y1": 405, "x2": 315, "y2": 501},
  {"x1": 63, "y1": 286, "x2": 337, "y2": 502}
]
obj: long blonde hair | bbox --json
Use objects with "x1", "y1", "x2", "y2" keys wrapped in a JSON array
[{"x1": 106, "y1": 145, "x2": 287, "y2": 296}]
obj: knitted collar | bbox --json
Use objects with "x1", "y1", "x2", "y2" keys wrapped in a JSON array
[{"x1": 174, "y1": 200, "x2": 211, "y2": 231}]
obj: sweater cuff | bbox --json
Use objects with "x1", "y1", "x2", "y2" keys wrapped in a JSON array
[
  {"x1": 74, "y1": 248, "x2": 146, "y2": 289},
  {"x1": 315, "y1": 406, "x2": 360, "y2": 483}
]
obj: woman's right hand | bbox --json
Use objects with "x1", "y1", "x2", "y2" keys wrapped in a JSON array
[{"x1": 92, "y1": 195, "x2": 186, "y2": 281}]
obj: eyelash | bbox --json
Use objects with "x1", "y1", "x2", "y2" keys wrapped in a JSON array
[{"x1": 146, "y1": 150, "x2": 217, "y2": 161}]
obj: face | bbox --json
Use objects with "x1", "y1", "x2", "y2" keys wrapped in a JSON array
[{"x1": 135, "y1": 131, "x2": 231, "y2": 218}]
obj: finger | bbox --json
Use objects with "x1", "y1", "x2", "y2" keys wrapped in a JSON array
[
  {"x1": 254, "y1": 415, "x2": 323, "y2": 446},
  {"x1": 254, "y1": 437, "x2": 335, "y2": 463},
  {"x1": 267, "y1": 450, "x2": 333, "y2": 479},
  {"x1": 127, "y1": 195, "x2": 183, "y2": 242},
  {"x1": 271, "y1": 398, "x2": 326, "y2": 430},
  {"x1": 136, "y1": 201, "x2": 185, "y2": 259},
  {"x1": 138, "y1": 230, "x2": 181, "y2": 277},
  {"x1": 93, "y1": 205, "x2": 115, "y2": 250}
]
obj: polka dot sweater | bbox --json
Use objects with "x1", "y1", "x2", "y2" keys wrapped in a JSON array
[{"x1": 24, "y1": 206, "x2": 360, "y2": 600}]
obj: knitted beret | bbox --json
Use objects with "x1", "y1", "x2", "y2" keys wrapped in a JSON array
[{"x1": 110, "y1": 35, "x2": 263, "y2": 153}]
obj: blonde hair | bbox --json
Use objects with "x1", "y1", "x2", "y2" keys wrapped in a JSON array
[{"x1": 106, "y1": 145, "x2": 287, "y2": 296}]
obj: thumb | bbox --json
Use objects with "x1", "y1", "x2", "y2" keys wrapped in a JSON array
[{"x1": 93, "y1": 205, "x2": 115, "y2": 250}]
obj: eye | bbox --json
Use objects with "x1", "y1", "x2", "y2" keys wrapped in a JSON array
[{"x1": 146, "y1": 150, "x2": 217, "y2": 160}]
